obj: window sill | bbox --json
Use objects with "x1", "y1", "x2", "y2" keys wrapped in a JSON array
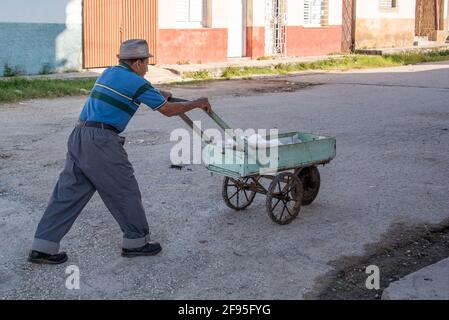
[{"x1": 302, "y1": 24, "x2": 331, "y2": 29}]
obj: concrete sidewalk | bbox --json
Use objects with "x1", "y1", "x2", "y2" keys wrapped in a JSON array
[
  {"x1": 158, "y1": 54, "x2": 345, "y2": 78},
  {"x1": 2, "y1": 42, "x2": 449, "y2": 84},
  {"x1": 382, "y1": 258, "x2": 449, "y2": 300},
  {"x1": 0, "y1": 54, "x2": 344, "y2": 85},
  {"x1": 355, "y1": 43, "x2": 449, "y2": 56}
]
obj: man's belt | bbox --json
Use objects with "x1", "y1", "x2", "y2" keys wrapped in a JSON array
[{"x1": 77, "y1": 121, "x2": 120, "y2": 134}]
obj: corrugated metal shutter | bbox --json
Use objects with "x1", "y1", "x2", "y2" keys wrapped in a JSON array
[
  {"x1": 83, "y1": 0, "x2": 121, "y2": 68},
  {"x1": 121, "y1": 0, "x2": 158, "y2": 65},
  {"x1": 83, "y1": 0, "x2": 157, "y2": 68}
]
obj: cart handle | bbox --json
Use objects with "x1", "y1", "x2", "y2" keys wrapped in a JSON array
[
  {"x1": 169, "y1": 97, "x2": 247, "y2": 150},
  {"x1": 169, "y1": 97, "x2": 231, "y2": 130}
]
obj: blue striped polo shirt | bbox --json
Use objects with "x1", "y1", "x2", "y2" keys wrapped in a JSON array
[{"x1": 79, "y1": 63, "x2": 167, "y2": 133}]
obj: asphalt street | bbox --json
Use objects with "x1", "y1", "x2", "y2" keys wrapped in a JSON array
[{"x1": 0, "y1": 61, "x2": 448, "y2": 299}]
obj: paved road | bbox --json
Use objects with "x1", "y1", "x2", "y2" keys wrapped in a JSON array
[{"x1": 0, "y1": 62, "x2": 448, "y2": 299}]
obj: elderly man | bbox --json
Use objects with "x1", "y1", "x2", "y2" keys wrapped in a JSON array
[{"x1": 28, "y1": 39, "x2": 212, "y2": 264}]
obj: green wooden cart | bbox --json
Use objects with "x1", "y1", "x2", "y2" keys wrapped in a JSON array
[{"x1": 174, "y1": 98, "x2": 336, "y2": 225}]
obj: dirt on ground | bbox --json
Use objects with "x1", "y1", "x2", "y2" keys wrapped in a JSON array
[
  {"x1": 307, "y1": 219, "x2": 449, "y2": 300},
  {"x1": 162, "y1": 77, "x2": 323, "y2": 98}
]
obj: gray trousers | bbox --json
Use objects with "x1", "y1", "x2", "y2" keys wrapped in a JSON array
[{"x1": 32, "y1": 126, "x2": 150, "y2": 255}]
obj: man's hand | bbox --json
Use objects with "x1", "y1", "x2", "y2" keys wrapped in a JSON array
[
  {"x1": 158, "y1": 96, "x2": 212, "y2": 117},
  {"x1": 194, "y1": 97, "x2": 212, "y2": 114},
  {"x1": 159, "y1": 90, "x2": 173, "y2": 100}
]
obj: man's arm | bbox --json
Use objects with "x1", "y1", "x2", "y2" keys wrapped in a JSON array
[
  {"x1": 159, "y1": 90, "x2": 172, "y2": 100},
  {"x1": 157, "y1": 97, "x2": 212, "y2": 117}
]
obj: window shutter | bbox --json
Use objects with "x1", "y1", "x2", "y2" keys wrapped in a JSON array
[
  {"x1": 304, "y1": 0, "x2": 311, "y2": 25},
  {"x1": 310, "y1": 0, "x2": 322, "y2": 25},
  {"x1": 304, "y1": 0, "x2": 328, "y2": 26},
  {"x1": 379, "y1": 0, "x2": 394, "y2": 8},
  {"x1": 189, "y1": 0, "x2": 204, "y2": 23},
  {"x1": 176, "y1": 0, "x2": 188, "y2": 22}
]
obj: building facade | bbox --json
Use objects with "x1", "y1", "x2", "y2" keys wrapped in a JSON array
[
  {"x1": 0, "y1": 0, "x2": 344, "y2": 75},
  {"x1": 0, "y1": 0, "x2": 83, "y2": 76},
  {"x1": 156, "y1": 0, "x2": 343, "y2": 64},
  {"x1": 353, "y1": 0, "x2": 449, "y2": 49},
  {"x1": 1, "y1": 1, "x2": 449, "y2": 75}
]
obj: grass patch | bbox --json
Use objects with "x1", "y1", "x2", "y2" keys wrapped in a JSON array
[
  {"x1": 39, "y1": 63, "x2": 53, "y2": 75},
  {"x1": 387, "y1": 49, "x2": 449, "y2": 65},
  {"x1": 0, "y1": 78, "x2": 96, "y2": 104},
  {"x1": 257, "y1": 56, "x2": 275, "y2": 61},
  {"x1": 220, "y1": 50, "x2": 449, "y2": 79},
  {"x1": 3, "y1": 64, "x2": 24, "y2": 77},
  {"x1": 222, "y1": 66, "x2": 278, "y2": 78},
  {"x1": 183, "y1": 70, "x2": 212, "y2": 80},
  {"x1": 2, "y1": 50, "x2": 449, "y2": 103}
]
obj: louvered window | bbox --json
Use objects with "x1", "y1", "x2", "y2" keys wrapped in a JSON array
[
  {"x1": 379, "y1": 0, "x2": 397, "y2": 9},
  {"x1": 304, "y1": 0, "x2": 329, "y2": 27},
  {"x1": 176, "y1": 0, "x2": 205, "y2": 27}
]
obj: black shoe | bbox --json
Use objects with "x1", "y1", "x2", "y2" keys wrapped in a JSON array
[
  {"x1": 28, "y1": 250, "x2": 68, "y2": 265},
  {"x1": 121, "y1": 242, "x2": 162, "y2": 257}
]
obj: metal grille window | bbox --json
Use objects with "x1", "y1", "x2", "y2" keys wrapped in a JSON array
[
  {"x1": 176, "y1": 0, "x2": 205, "y2": 27},
  {"x1": 379, "y1": 0, "x2": 397, "y2": 9},
  {"x1": 265, "y1": 0, "x2": 288, "y2": 56},
  {"x1": 304, "y1": 0, "x2": 329, "y2": 27}
]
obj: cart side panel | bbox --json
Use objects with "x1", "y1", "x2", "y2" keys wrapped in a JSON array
[
  {"x1": 204, "y1": 144, "x2": 246, "y2": 178},
  {"x1": 204, "y1": 133, "x2": 336, "y2": 178},
  {"x1": 244, "y1": 137, "x2": 336, "y2": 176}
]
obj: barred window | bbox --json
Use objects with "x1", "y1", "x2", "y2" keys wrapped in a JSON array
[
  {"x1": 379, "y1": 0, "x2": 397, "y2": 9},
  {"x1": 176, "y1": 0, "x2": 205, "y2": 27},
  {"x1": 304, "y1": 0, "x2": 329, "y2": 27}
]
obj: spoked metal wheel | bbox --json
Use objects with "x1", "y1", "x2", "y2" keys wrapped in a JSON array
[
  {"x1": 222, "y1": 177, "x2": 257, "y2": 211},
  {"x1": 266, "y1": 172, "x2": 304, "y2": 225},
  {"x1": 296, "y1": 166, "x2": 321, "y2": 205}
]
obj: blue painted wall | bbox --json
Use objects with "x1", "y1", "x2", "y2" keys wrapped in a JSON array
[{"x1": 0, "y1": 22, "x2": 82, "y2": 76}]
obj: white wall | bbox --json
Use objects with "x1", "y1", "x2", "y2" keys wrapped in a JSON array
[
  {"x1": 329, "y1": 0, "x2": 342, "y2": 25},
  {"x1": 0, "y1": 0, "x2": 82, "y2": 74},
  {"x1": 159, "y1": 0, "x2": 228, "y2": 29},
  {"x1": 160, "y1": 0, "x2": 342, "y2": 29},
  {"x1": 252, "y1": 0, "x2": 266, "y2": 27},
  {"x1": 287, "y1": 0, "x2": 342, "y2": 26},
  {"x1": 211, "y1": 0, "x2": 228, "y2": 28},
  {"x1": 356, "y1": 0, "x2": 416, "y2": 19},
  {"x1": 158, "y1": 0, "x2": 177, "y2": 28},
  {"x1": 0, "y1": 0, "x2": 81, "y2": 24},
  {"x1": 287, "y1": 0, "x2": 304, "y2": 25}
]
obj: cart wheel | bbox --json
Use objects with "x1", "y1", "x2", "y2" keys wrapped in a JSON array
[
  {"x1": 222, "y1": 177, "x2": 257, "y2": 211},
  {"x1": 266, "y1": 172, "x2": 303, "y2": 225},
  {"x1": 296, "y1": 166, "x2": 321, "y2": 205}
]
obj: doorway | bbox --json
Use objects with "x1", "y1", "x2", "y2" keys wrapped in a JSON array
[
  {"x1": 265, "y1": 0, "x2": 287, "y2": 56},
  {"x1": 83, "y1": 0, "x2": 158, "y2": 68},
  {"x1": 415, "y1": 0, "x2": 445, "y2": 40},
  {"x1": 341, "y1": 0, "x2": 355, "y2": 52},
  {"x1": 228, "y1": 0, "x2": 247, "y2": 58}
]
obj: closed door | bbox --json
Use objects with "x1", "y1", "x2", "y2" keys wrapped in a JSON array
[
  {"x1": 228, "y1": 0, "x2": 246, "y2": 58},
  {"x1": 341, "y1": 0, "x2": 355, "y2": 52},
  {"x1": 415, "y1": 0, "x2": 444, "y2": 39},
  {"x1": 83, "y1": 0, "x2": 158, "y2": 68}
]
